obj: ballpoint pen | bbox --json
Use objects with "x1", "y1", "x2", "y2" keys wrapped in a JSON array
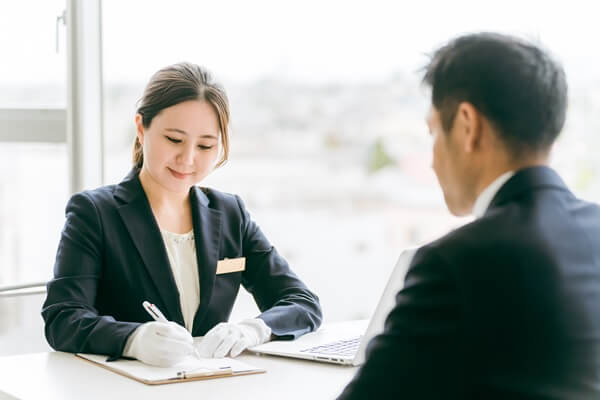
[
  {"x1": 142, "y1": 300, "x2": 202, "y2": 359},
  {"x1": 142, "y1": 300, "x2": 168, "y2": 322}
]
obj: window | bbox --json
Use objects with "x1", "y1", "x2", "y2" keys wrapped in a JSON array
[
  {"x1": 0, "y1": 0, "x2": 68, "y2": 356},
  {"x1": 0, "y1": 0, "x2": 67, "y2": 286}
]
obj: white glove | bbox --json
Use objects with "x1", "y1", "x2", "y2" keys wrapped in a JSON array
[
  {"x1": 122, "y1": 321, "x2": 194, "y2": 367},
  {"x1": 196, "y1": 318, "x2": 272, "y2": 358}
]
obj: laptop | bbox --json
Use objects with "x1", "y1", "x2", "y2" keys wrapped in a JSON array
[{"x1": 249, "y1": 248, "x2": 417, "y2": 366}]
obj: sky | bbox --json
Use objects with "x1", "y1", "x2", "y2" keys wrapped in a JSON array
[{"x1": 0, "y1": 0, "x2": 598, "y2": 87}]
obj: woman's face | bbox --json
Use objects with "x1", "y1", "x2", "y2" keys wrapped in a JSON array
[{"x1": 136, "y1": 100, "x2": 220, "y2": 194}]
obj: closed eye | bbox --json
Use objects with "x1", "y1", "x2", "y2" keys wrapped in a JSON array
[
  {"x1": 165, "y1": 136, "x2": 182, "y2": 144},
  {"x1": 198, "y1": 145, "x2": 214, "y2": 150}
]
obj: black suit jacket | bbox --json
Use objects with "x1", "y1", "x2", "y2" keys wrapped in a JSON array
[
  {"x1": 42, "y1": 169, "x2": 322, "y2": 359},
  {"x1": 339, "y1": 167, "x2": 600, "y2": 399}
]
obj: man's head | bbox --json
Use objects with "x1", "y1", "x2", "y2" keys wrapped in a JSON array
[{"x1": 422, "y1": 32, "x2": 568, "y2": 215}]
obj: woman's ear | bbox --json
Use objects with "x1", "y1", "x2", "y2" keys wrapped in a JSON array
[
  {"x1": 213, "y1": 134, "x2": 224, "y2": 169},
  {"x1": 135, "y1": 114, "x2": 145, "y2": 145}
]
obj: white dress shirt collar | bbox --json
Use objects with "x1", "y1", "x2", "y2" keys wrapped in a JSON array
[{"x1": 472, "y1": 170, "x2": 515, "y2": 219}]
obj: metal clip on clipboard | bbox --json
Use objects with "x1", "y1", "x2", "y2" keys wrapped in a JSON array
[{"x1": 176, "y1": 366, "x2": 234, "y2": 379}]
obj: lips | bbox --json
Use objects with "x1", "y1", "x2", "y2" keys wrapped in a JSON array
[{"x1": 168, "y1": 167, "x2": 194, "y2": 180}]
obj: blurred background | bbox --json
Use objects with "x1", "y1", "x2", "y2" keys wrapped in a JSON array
[{"x1": 1, "y1": 0, "x2": 599, "y2": 355}]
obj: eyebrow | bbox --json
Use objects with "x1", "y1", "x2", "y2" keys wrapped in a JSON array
[{"x1": 165, "y1": 128, "x2": 218, "y2": 139}]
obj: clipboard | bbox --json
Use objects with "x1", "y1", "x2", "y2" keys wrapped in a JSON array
[{"x1": 76, "y1": 353, "x2": 266, "y2": 385}]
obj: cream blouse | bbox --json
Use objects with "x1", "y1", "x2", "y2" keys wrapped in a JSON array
[{"x1": 160, "y1": 229, "x2": 200, "y2": 332}]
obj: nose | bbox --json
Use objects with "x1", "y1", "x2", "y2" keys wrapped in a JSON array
[{"x1": 177, "y1": 143, "x2": 195, "y2": 166}]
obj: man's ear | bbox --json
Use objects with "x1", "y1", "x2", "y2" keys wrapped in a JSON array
[
  {"x1": 454, "y1": 102, "x2": 482, "y2": 153},
  {"x1": 135, "y1": 114, "x2": 145, "y2": 145}
]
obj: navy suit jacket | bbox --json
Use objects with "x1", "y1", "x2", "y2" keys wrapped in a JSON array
[
  {"x1": 42, "y1": 169, "x2": 322, "y2": 359},
  {"x1": 339, "y1": 167, "x2": 600, "y2": 399}
]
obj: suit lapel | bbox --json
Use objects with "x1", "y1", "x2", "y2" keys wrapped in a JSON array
[
  {"x1": 190, "y1": 186, "x2": 222, "y2": 332},
  {"x1": 114, "y1": 169, "x2": 185, "y2": 325}
]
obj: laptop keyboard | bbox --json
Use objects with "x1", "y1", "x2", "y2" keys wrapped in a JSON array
[{"x1": 300, "y1": 336, "x2": 362, "y2": 357}]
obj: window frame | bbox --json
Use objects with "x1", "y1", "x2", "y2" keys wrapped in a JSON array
[{"x1": 0, "y1": 0, "x2": 104, "y2": 295}]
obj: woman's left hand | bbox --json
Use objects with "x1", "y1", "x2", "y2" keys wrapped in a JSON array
[{"x1": 196, "y1": 318, "x2": 272, "y2": 358}]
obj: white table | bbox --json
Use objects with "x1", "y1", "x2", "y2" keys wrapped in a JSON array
[{"x1": 0, "y1": 349, "x2": 357, "y2": 399}]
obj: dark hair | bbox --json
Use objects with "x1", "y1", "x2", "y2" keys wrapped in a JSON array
[
  {"x1": 133, "y1": 62, "x2": 230, "y2": 168},
  {"x1": 422, "y1": 32, "x2": 567, "y2": 156}
]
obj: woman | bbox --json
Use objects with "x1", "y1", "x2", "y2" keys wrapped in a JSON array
[{"x1": 42, "y1": 62, "x2": 322, "y2": 367}]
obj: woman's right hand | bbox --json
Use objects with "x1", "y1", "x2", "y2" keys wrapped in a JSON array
[{"x1": 122, "y1": 321, "x2": 194, "y2": 367}]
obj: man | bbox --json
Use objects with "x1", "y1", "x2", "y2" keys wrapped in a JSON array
[{"x1": 338, "y1": 33, "x2": 600, "y2": 399}]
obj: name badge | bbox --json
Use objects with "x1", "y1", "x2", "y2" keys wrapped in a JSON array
[{"x1": 216, "y1": 257, "x2": 246, "y2": 274}]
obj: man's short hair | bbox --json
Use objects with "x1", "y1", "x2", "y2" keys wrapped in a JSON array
[{"x1": 422, "y1": 32, "x2": 568, "y2": 156}]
